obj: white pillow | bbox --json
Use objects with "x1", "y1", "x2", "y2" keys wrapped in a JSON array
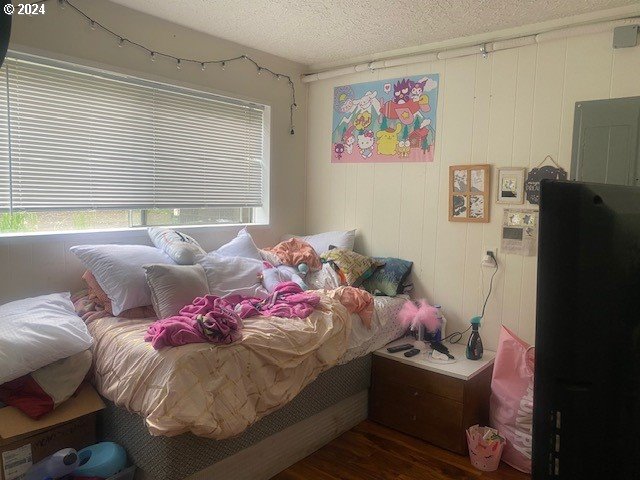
[
  {"x1": 282, "y1": 229, "x2": 356, "y2": 254},
  {"x1": 148, "y1": 227, "x2": 206, "y2": 265},
  {"x1": 70, "y1": 244, "x2": 175, "y2": 315},
  {"x1": 198, "y1": 252, "x2": 267, "y2": 299},
  {"x1": 0, "y1": 293, "x2": 93, "y2": 384},
  {"x1": 215, "y1": 227, "x2": 262, "y2": 260}
]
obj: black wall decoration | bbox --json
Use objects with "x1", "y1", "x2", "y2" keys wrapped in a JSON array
[
  {"x1": 0, "y1": 1, "x2": 11, "y2": 68},
  {"x1": 525, "y1": 156, "x2": 567, "y2": 205}
]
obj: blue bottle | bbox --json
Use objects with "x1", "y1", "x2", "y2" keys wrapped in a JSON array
[{"x1": 466, "y1": 316, "x2": 484, "y2": 360}]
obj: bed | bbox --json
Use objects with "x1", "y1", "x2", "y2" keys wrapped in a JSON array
[{"x1": 85, "y1": 294, "x2": 407, "y2": 479}]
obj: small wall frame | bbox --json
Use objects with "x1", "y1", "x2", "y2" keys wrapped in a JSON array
[
  {"x1": 496, "y1": 167, "x2": 526, "y2": 204},
  {"x1": 449, "y1": 164, "x2": 491, "y2": 223}
]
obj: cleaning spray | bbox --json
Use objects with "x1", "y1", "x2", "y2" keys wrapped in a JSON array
[{"x1": 466, "y1": 315, "x2": 484, "y2": 360}]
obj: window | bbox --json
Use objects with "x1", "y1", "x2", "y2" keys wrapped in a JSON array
[{"x1": 0, "y1": 55, "x2": 267, "y2": 233}]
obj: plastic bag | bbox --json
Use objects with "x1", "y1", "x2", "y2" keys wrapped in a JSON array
[{"x1": 489, "y1": 326, "x2": 535, "y2": 473}]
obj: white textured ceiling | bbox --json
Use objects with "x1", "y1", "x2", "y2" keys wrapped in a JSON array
[{"x1": 110, "y1": 0, "x2": 638, "y2": 66}]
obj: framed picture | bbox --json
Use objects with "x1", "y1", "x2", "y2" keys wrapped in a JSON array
[
  {"x1": 497, "y1": 167, "x2": 526, "y2": 204},
  {"x1": 449, "y1": 164, "x2": 491, "y2": 223}
]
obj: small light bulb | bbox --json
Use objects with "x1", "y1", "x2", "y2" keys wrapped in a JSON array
[
  {"x1": 176, "y1": 59, "x2": 182, "y2": 70},
  {"x1": 90, "y1": 20, "x2": 96, "y2": 30},
  {"x1": 150, "y1": 52, "x2": 156, "y2": 61},
  {"x1": 118, "y1": 37, "x2": 125, "y2": 47},
  {"x1": 221, "y1": 61, "x2": 226, "y2": 70},
  {"x1": 201, "y1": 63, "x2": 206, "y2": 71},
  {"x1": 276, "y1": 75, "x2": 281, "y2": 81},
  {"x1": 257, "y1": 68, "x2": 262, "y2": 75}
]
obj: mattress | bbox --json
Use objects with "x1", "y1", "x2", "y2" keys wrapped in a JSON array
[
  {"x1": 87, "y1": 293, "x2": 407, "y2": 440},
  {"x1": 339, "y1": 294, "x2": 408, "y2": 363}
]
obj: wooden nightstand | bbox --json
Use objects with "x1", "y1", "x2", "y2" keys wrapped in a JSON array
[{"x1": 370, "y1": 338, "x2": 495, "y2": 455}]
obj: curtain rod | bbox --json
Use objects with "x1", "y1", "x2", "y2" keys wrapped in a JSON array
[{"x1": 302, "y1": 17, "x2": 640, "y2": 83}]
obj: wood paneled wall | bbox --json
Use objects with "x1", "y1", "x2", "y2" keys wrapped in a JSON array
[{"x1": 305, "y1": 31, "x2": 640, "y2": 350}]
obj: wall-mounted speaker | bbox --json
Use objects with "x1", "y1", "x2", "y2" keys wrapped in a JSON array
[{"x1": 0, "y1": 1, "x2": 12, "y2": 68}]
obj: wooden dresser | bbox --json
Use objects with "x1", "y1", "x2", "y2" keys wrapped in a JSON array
[{"x1": 370, "y1": 339, "x2": 495, "y2": 455}]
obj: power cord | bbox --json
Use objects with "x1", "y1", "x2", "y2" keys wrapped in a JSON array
[{"x1": 442, "y1": 252, "x2": 499, "y2": 344}]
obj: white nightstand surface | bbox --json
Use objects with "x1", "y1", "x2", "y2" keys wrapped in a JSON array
[{"x1": 374, "y1": 337, "x2": 496, "y2": 381}]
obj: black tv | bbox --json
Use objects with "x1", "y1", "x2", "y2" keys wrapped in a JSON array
[
  {"x1": 0, "y1": 1, "x2": 11, "y2": 68},
  {"x1": 533, "y1": 180, "x2": 640, "y2": 479}
]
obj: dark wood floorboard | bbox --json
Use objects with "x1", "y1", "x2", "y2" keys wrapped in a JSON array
[{"x1": 272, "y1": 420, "x2": 530, "y2": 480}]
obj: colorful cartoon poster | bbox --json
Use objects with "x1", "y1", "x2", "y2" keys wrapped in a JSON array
[{"x1": 332, "y1": 74, "x2": 439, "y2": 163}]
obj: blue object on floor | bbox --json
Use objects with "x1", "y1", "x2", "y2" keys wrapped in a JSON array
[
  {"x1": 25, "y1": 448, "x2": 79, "y2": 480},
  {"x1": 73, "y1": 442, "x2": 127, "y2": 478}
]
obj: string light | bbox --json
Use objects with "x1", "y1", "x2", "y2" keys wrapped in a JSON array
[{"x1": 43, "y1": 0, "x2": 297, "y2": 134}]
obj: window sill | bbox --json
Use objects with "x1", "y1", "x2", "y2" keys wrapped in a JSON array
[{"x1": 0, "y1": 222, "x2": 270, "y2": 242}]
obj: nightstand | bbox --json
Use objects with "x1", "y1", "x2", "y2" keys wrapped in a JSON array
[{"x1": 370, "y1": 338, "x2": 496, "y2": 455}]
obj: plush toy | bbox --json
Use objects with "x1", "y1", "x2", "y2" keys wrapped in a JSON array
[{"x1": 262, "y1": 265, "x2": 308, "y2": 293}]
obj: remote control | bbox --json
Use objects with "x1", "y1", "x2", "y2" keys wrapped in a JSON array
[
  {"x1": 404, "y1": 348, "x2": 421, "y2": 357},
  {"x1": 387, "y1": 343, "x2": 414, "y2": 353}
]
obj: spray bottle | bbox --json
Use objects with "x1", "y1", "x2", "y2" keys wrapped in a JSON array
[{"x1": 466, "y1": 315, "x2": 484, "y2": 360}]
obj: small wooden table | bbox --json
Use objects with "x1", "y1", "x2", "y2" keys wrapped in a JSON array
[{"x1": 370, "y1": 338, "x2": 496, "y2": 455}]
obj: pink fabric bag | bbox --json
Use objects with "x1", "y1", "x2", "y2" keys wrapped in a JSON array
[{"x1": 489, "y1": 326, "x2": 535, "y2": 473}]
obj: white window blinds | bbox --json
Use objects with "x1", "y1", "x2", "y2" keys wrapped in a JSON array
[{"x1": 0, "y1": 57, "x2": 265, "y2": 212}]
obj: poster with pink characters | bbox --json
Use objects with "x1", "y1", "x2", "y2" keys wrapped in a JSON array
[{"x1": 332, "y1": 74, "x2": 439, "y2": 163}]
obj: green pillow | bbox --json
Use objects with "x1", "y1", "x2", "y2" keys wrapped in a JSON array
[{"x1": 362, "y1": 257, "x2": 413, "y2": 296}]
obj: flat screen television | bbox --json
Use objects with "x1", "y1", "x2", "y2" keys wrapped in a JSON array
[
  {"x1": 533, "y1": 180, "x2": 640, "y2": 479},
  {"x1": 1, "y1": 1, "x2": 11, "y2": 68}
]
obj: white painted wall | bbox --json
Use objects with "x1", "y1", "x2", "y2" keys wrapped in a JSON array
[
  {"x1": 0, "y1": 0, "x2": 308, "y2": 303},
  {"x1": 305, "y1": 31, "x2": 640, "y2": 350}
]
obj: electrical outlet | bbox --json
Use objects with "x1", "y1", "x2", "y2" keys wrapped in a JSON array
[{"x1": 482, "y1": 247, "x2": 497, "y2": 267}]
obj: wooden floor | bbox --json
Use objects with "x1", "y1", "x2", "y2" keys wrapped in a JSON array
[{"x1": 273, "y1": 421, "x2": 530, "y2": 480}]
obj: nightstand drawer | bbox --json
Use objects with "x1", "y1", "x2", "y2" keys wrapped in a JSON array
[
  {"x1": 372, "y1": 355, "x2": 464, "y2": 401},
  {"x1": 370, "y1": 379, "x2": 465, "y2": 452}
]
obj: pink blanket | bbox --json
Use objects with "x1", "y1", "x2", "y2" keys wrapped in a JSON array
[{"x1": 145, "y1": 282, "x2": 320, "y2": 349}]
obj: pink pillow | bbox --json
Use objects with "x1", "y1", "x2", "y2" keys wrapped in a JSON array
[{"x1": 266, "y1": 238, "x2": 322, "y2": 271}]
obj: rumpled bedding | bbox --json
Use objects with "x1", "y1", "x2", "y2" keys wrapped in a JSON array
[
  {"x1": 325, "y1": 286, "x2": 374, "y2": 329},
  {"x1": 76, "y1": 290, "x2": 353, "y2": 439},
  {"x1": 145, "y1": 282, "x2": 320, "y2": 349}
]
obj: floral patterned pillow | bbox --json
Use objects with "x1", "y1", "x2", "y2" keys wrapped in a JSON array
[{"x1": 320, "y1": 248, "x2": 382, "y2": 286}]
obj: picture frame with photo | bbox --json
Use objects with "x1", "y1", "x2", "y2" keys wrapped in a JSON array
[
  {"x1": 449, "y1": 164, "x2": 491, "y2": 223},
  {"x1": 497, "y1": 167, "x2": 526, "y2": 204}
]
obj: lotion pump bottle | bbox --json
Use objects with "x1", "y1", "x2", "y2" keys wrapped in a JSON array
[{"x1": 466, "y1": 316, "x2": 484, "y2": 360}]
